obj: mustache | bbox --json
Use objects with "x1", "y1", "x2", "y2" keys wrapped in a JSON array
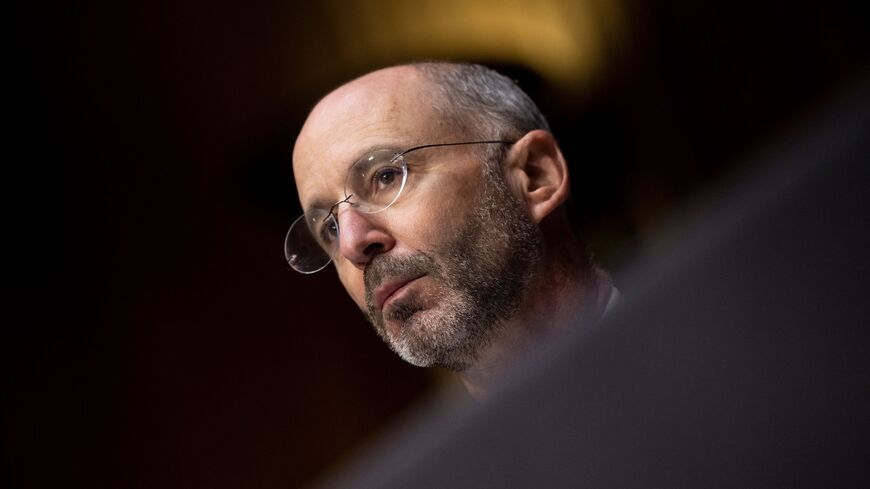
[{"x1": 364, "y1": 252, "x2": 438, "y2": 306}]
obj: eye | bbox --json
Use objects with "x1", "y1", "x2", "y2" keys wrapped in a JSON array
[
  {"x1": 345, "y1": 149, "x2": 407, "y2": 211},
  {"x1": 373, "y1": 166, "x2": 401, "y2": 189},
  {"x1": 317, "y1": 214, "x2": 339, "y2": 247}
]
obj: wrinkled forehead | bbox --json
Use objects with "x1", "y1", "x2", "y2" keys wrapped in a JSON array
[{"x1": 292, "y1": 68, "x2": 450, "y2": 212}]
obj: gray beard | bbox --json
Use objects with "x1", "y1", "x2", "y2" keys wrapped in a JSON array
[{"x1": 363, "y1": 164, "x2": 543, "y2": 371}]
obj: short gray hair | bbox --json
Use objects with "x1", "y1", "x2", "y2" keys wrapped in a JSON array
[{"x1": 412, "y1": 62, "x2": 550, "y2": 141}]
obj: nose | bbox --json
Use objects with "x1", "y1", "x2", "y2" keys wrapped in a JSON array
[{"x1": 337, "y1": 209, "x2": 395, "y2": 268}]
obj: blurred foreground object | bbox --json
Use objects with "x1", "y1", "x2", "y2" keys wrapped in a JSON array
[{"x1": 312, "y1": 76, "x2": 870, "y2": 488}]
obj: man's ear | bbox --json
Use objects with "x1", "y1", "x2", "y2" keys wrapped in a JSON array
[{"x1": 505, "y1": 130, "x2": 570, "y2": 224}]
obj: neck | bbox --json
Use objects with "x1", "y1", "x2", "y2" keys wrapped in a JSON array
[{"x1": 459, "y1": 242, "x2": 613, "y2": 400}]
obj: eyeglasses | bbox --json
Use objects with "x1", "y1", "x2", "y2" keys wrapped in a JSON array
[{"x1": 285, "y1": 140, "x2": 514, "y2": 273}]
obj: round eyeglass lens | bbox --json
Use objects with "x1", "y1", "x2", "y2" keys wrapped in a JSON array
[
  {"x1": 345, "y1": 150, "x2": 408, "y2": 214},
  {"x1": 284, "y1": 211, "x2": 336, "y2": 274}
]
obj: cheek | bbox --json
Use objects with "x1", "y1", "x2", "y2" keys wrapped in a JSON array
[
  {"x1": 399, "y1": 174, "x2": 479, "y2": 242},
  {"x1": 398, "y1": 212, "x2": 454, "y2": 247}
]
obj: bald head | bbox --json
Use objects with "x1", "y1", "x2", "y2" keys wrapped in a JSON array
[
  {"x1": 296, "y1": 62, "x2": 551, "y2": 170},
  {"x1": 294, "y1": 67, "x2": 452, "y2": 209}
]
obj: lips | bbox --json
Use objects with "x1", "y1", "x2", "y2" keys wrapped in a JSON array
[{"x1": 374, "y1": 275, "x2": 424, "y2": 311}]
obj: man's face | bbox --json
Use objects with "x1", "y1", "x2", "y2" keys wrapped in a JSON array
[{"x1": 293, "y1": 68, "x2": 542, "y2": 369}]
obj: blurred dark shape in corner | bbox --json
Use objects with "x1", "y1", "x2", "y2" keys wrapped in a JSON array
[{"x1": 311, "y1": 75, "x2": 870, "y2": 488}]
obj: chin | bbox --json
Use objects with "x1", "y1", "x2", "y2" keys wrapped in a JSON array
[{"x1": 384, "y1": 304, "x2": 478, "y2": 371}]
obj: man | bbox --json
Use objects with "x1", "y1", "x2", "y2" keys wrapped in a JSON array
[{"x1": 288, "y1": 62, "x2": 615, "y2": 398}]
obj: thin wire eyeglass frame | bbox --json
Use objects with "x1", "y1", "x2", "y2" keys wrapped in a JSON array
[{"x1": 285, "y1": 139, "x2": 515, "y2": 274}]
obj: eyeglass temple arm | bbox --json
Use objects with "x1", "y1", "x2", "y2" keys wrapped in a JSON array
[{"x1": 399, "y1": 140, "x2": 515, "y2": 156}]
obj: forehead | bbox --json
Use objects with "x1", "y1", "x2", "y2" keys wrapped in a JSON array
[{"x1": 292, "y1": 67, "x2": 451, "y2": 210}]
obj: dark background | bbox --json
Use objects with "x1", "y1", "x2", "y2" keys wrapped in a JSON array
[{"x1": 6, "y1": 1, "x2": 868, "y2": 488}]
